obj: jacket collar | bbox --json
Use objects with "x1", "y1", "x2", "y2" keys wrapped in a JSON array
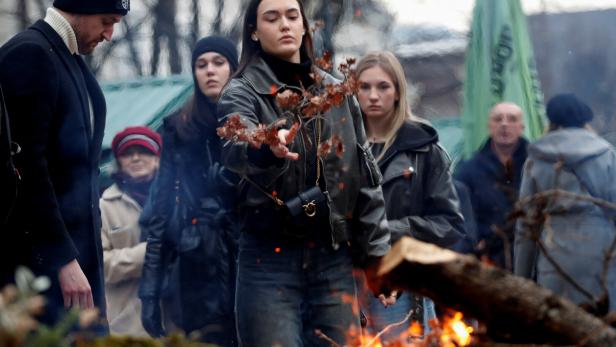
[
  {"x1": 102, "y1": 183, "x2": 124, "y2": 200},
  {"x1": 380, "y1": 121, "x2": 439, "y2": 165},
  {"x1": 242, "y1": 55, "x2": 333, "y2": 95},
  {"x1": 43, "y1": 7, "x2": 78, "y2": 55},
  {"x1": 476, "y1": 137, "x2": 528, "y2": 173},
  {"x1": 102, "y1": 183, "x2": 141, "y2": 209}
]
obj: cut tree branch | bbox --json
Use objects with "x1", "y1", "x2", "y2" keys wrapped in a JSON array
[{"x1": 377, "y1": 237, "x2": 616, "y2": 346}]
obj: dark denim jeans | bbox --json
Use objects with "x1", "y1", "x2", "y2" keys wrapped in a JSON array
[{"x1": 235, "y1": 232, "x2": 359, "y2": 347}]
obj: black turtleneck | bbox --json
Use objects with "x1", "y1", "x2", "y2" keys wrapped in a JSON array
[
  {"x1": 261, "y1": 51, "x2": 323, "y2": 188},
  {"x1": 261, "y1": 51, "x2": 314, "y2": 89}
]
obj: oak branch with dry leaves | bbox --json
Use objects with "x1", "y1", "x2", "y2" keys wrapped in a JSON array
[{"x1": 216, "y1": 53, "x2": 357, "y2": 158}]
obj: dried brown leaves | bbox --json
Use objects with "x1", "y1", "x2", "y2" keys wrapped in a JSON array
[{"x1": 217, "y1": 53, "x2": 357, "y2": 158}]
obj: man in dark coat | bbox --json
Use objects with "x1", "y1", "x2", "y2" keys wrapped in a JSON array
[
  {"x1": 0, "y1": 0, "x2": 129, "y2": 325},
  {"x1": 455, "y1": 102, "x2": 528, "y2": 270}
]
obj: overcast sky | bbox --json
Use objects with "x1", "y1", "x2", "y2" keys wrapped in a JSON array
[{"x1": 381, "y1": 0, "x2": 616, "y2": 31}]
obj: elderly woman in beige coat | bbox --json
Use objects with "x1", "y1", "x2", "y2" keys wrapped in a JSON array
[{"x1": 100, "y1": 126, "x2": 161, "y2": 336}]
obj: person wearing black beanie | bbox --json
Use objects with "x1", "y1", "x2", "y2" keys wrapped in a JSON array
[
  {"x1": 0, "y1": 0, "x2": 129, "y2": 330},
  {"x1": 546, "y1": 93, "x2": 594, "y2": 129},
  {"x1": 53, "y1": 0, "x2": 130, "y2": 16},
  {"x1": 191, "y1": 36, "x2": 239, "y2": 73},
  {"x1": 139, "y1": 36, "x2": 239, "y2": 345}
]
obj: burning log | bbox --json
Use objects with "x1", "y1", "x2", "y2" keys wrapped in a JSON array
[{"x1": 377, "y1": 237, "x2": 616, "y2": 346}]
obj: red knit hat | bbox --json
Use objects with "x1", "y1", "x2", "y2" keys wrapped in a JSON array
[{"x1": 112, "y1": 126, "x2": 161, "y2": 158}]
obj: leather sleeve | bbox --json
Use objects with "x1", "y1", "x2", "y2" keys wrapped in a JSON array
[
  {"x1": 349, "y1": 96, "x2": 390, "y2": 262},
  {"x1": 217, "y1": 79, "x2": 287, "y2": 178},
  {"x1": 138, "y1": 124, "x2": 176, "y2": 299},
  {"x1": 389, "y1": 145, "x2": 465, "y2": 248}
]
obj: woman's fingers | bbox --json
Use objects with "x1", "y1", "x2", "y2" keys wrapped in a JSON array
[
  {"x1": 271, "y1": 143, "x2": 299, "y2": 160},
  {"x1": 272, "y1": 129, "x2": 299, "y2": 160}
]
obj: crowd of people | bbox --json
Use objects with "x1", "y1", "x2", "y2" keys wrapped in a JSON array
[{"x1": 1, "y1": 0, "x2": 616, "y2": 346}]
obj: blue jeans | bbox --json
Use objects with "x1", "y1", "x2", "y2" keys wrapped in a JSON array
[
  {"x1": 359, "y1": 277, "x2": 436, "y2": 344},
  {"x1": 235, "y1": 232, "x2": 359, "y2": 347}
]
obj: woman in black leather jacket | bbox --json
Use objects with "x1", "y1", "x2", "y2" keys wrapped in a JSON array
[
  {"x1": 216, "y1": 0, "x2": 391, "y2": 346},
  {"x1": 138, "y1": 36, "x2": 238, "y2": 345},
  {"x1": 355, "y1": 51, "x2": 465, "y2": 344}
]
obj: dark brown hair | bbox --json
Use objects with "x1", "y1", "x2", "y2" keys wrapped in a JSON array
[{"x1": 233, "y1": 0, "x2": 315, "y2": 78}]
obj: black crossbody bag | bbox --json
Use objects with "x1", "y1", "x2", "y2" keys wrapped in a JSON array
[{"x1": 243, "y1": 118, "x2": 329, "y2": 235}]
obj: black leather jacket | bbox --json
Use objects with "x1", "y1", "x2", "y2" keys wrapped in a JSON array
[
  {"x1": 138, "y1": 114, "x2": 236, "y2": 332},
  {"x1": 217, "y1": 55, "x2": 390, "y2": 261},
  {"x1": 378, "y1": 121, "x2": 464, "y2": 247}
]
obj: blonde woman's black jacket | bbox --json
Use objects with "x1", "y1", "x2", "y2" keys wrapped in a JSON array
[
  {"x1": 217, "y1": 55, "x2": 390, "y2": 261},
  {"x1": 379, "y1": 121, "x2": 464, "y2": 247}
]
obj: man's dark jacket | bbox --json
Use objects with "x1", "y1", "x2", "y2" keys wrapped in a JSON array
[
  {"x1": 454, "y1": 138, "x2": 528, "y2": 268},
  {"x1": 0, "y1": 20, "x2": 107, "y2": 322},
  {"x1": 378, "y1": 121, "x2": 464, "y2": 247}
]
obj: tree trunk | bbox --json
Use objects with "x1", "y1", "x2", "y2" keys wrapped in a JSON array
[
  {"x1": 17, "y1": 0, "x2": 28, "y2": 31},
  {"x1": 188, "y1": 0, "x2": 200, "y2": 50},
  {"x1": 123, "y1": 20, "x2": 143, "y2": 76},
  {"x1": 150, "y1": 0, "x2": 181, "y2": 75},
  {"x1": 211, "y1": 0, "x2": 224, "y2": 35},
  {"x1": 378, "y1": 237, "x2": 616, "y2": 346},
  {"x1": 165, "y1": 0, "x2": 181, "y2": 74}
]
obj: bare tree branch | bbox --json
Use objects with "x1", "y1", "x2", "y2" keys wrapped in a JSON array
[
  {"x1": 122, "y1": 19, "x2": 143, "y2": 76},
  {"x1": 211, "y1": 0, "x2": 224, "y2": 35},
  {"x1": 17, "y1": 0, "x2": 28, "y2": 31},
  {"x1": 188, "y1": 0, "x2": 200, "y2": 50},
  {"x1": 91, "y1": 15, "x2": 147, "y2": 75},
  {"x1": 33, "y1": 0, "x2": 49, "y2": 19}
]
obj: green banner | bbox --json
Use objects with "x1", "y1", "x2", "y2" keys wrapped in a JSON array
[{"x1": 461, "y1": 0, "x2": 545, "y2": 157}]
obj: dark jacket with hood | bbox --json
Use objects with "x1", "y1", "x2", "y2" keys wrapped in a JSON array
[
  {"x1": 377, "y1": 121, "x2": 464, "y2": 247},
  {"x1": 217, "y1": 55, "x2": 390, "y2": 261},
  {"x1": 0, "y1": 20, "x2": 106, "y2": 323},
  {"x1": 455, "y1": 138, "x2": 528, "y2": 267}
]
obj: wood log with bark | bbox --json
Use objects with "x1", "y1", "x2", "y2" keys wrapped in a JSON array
[{"x1": 376, "y1": 237, "x2": 616, "y2": 346}]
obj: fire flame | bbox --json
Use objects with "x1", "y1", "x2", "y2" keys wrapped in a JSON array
[
  {"x1": 344, "y1": 311, "x2": 473, "y2": 347},
  {"x1": 439, "y1": 312, "x2": 473, "y2": 347}
]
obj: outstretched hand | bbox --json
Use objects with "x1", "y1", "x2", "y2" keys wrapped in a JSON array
[{"x1": 270, "y1": 128, "x2": 299, "y2": 160}]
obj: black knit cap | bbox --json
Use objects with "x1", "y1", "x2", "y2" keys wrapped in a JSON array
[
  {"x1": 546, "y1": 93, "x2": 594, "y2": 128},
  {"x1": 191, "y1": 36, "x2": 238, "y2": 73},
  {"x1": 53, "y1": 0, "x2": 130, "y2": 15}
]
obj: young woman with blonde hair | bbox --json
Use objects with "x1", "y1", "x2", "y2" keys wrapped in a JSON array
[{"x1": 355, "y1": 51, "x2": 464, "y2": 343}]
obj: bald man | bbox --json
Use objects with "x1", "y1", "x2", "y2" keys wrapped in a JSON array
[{"x1": 455, "y1": 102, "x2": 528, "y2": 270}]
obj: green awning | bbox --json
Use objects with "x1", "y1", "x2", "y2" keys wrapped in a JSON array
[
  {"x1": 100, "y1": 74, "x2": 193, "y2": 149},
  {"x1": 98, "y1": 75, "x2": 193, "y2": 183},
  {"x1": 431, "y1": 117, "x2": 464, "y2": 165}
]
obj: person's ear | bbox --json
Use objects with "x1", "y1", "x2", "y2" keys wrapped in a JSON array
[{"x1": 251, "y1": 32, "x2": 259, "y2": 42}]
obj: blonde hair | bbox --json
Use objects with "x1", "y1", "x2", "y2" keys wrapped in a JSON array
[{"x1": 355, "y1": 51, "x2": 414, "y2": 161}]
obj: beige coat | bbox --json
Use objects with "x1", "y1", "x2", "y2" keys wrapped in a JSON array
[{"x1": 100, "y1": 183, "x2": 148, "y2": 336}]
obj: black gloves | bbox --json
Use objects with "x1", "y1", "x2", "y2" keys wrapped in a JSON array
[{"x1": 141, "y1": 297, "x2": 166, "y2": 338}]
